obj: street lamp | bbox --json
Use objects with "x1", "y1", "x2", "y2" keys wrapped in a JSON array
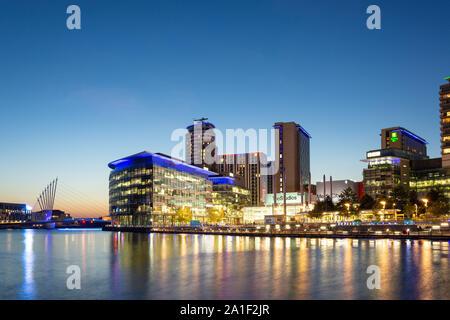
[
  {"x1": 380, "y1": 201, "x2": 386, "y2": 222},
  {"x1": 344, "y1": 203, "x2": 350, "y2": 220},
  {"x1": 392, "y1": 202, "x2": 398, "y2": 221},
  {"x1": 421, "y1": 198, "x2": 429, "y2": 224}
]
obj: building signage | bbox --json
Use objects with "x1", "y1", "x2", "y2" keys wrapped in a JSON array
[
  {"x1": 390, "y1": 132, "x2": 399, "y2": 142},
  {"x1": 367, "y1": 151, "x2": 381, "y2": 158},
  {"x1": 265, "y1": 192, "x2": 301, "y2": 205}
]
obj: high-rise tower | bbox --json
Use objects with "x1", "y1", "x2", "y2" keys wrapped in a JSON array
[
  {"x1": 440, "y1": 77, "x2": 450, "y2": 168},
  {"x1": 272, "y1": 122, "x2": 311, "y2": 203},
  {"x1": 185, "y1": 118, "x2": 217, "y2": 169}
]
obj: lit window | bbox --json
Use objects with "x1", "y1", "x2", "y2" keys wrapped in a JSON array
[{"x1": 444, "y1": 148, "x2": 450, "y2": 154}]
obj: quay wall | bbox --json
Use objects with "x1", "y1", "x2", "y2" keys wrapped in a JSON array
[{"x1": 103, "y1": 225, "x2": 450, "y2": 241}]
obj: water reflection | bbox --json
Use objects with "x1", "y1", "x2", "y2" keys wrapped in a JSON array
[
  {"x1": 0, "y1": 230, "x2": 449, "y2": 299},
  {"x1": 21, "y1": 230, "x2": 35, "y2": 299}
]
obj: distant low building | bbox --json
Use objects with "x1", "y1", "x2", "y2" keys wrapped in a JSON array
[
  {"x1": 316, "y1": 179, "x2": 361, "y2": 203},
  {"x1": 0, "y1": 202, "x2": 31, "y2": 221},
  {"x1": 31, "y1": 209, "x2": 70, "y2": 221}
]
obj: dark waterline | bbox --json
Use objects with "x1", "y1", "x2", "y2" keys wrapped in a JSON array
[{"x1": 0, "y1": 229, "x2": 449, "y2": 299}]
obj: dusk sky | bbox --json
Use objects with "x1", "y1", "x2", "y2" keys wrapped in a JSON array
[{"x1": 1, "y1": 0, "x2": 449, "y2": 217}]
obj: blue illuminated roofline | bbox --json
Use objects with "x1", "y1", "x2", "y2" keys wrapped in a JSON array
[
  {"x1": 361, "y1": 156, "x2": 402, "y2": 163},
  {"x1": 208, "y1": 176, "x2": 235, "y2": 185},
  {"x1": 108, "y1": 151, "x2": 217, "y2": 177},
  {"x1": 272, "y1": 124, "x2": 311, "y2": 139},
  {"x1": 186, "y1": 122, "x2": 216, "y2": 130},
  {"x1": 392, "y1": 129, "x2": 428, "y2": 145},
  {"x1": 296, "y1": 126, "x2": 312, "y2": 139}
]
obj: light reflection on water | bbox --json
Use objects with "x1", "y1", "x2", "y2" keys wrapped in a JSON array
[
  {"x1": 21, "y1": 230, "x2": 34, "y2": 299},
  {"x1": 0, "y1": 230, "x2": 449, "y2": 299}
]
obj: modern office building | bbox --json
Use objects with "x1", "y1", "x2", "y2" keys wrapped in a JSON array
[
  {"x1": 406, "y1": 78, "x2": 450, "y2": 200},
  {"x1": 0, "y1": 202, "x2": 31, "y2": 221},
  {"x1": 440, "y1": 77, "x2": 450, "y2": 168},
  {"x1": 362, "y1": 127, "x2": 428, "y2": 199},
  {"x1": 272, "y1": 122, "x2": 311, "y2": 204},
  {"x1": 185, "y1": 118, "x2": 217, "y2": 169},
  {"x1": 410, "y1": 158, "x2": 450, "y2": 199},
  {"x1": 209, "y1": 175, "x2": 251, "y2": 224},
  {"x1": 381, "y1": 127, "x2": 427, "y2": 157},
  {"x1": 108, "y1": 151, "x2": 216, "y2": 226},
  {"x1": 215, "y1": 152, "x2": 266, "y2": 206}
]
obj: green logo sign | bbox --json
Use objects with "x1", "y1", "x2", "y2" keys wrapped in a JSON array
[{"x1": 390, "y1": 132, "x2": 399, "y2": 142}]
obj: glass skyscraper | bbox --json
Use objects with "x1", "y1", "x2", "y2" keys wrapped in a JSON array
[{"x1": 108, "y1": 152, "x2": 215, "y2": 226}]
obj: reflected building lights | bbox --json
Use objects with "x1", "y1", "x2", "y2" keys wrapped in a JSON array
[{"x1": 21, "y1": 230, "x2": 35, "y2": 299}]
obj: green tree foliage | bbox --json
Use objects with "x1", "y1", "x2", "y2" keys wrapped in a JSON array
[
  {"x1": 403, "y1": 202, "x2": 418, "y2": 219},
  {"x1": 207, "y1": 207, "x2": 225, "y2": 224},
  {"x1": 426, "y1": 187, "x2": 447, "y2": 203},
  {"x1": 408, "y1": 190, "x2": 419, "y2": 205},
  {"x1": 174, "y1": 206, "x2": 192, "y2": 224},
  {"x1": 426, "y1": 187, "x2": 449, "y2": 217},
  {"x1": 337, "y1": 187, "x2": 359, "y2": 216},
  {"x1": 391, "y1": 185, "x2": 409, "y2": 210},
  {"x1": 359, "y1": 194, "x2": 376, "y2": 210},
  {"x1": 311, "y1": 195, "x2": 334, "y2": 214},
  {"x1": 428, "y1": 201, "x2": 450, "y2": 217}
]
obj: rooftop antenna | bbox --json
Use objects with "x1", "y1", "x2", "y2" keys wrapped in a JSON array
[{"x1": 194, "y1": 117, "x2": 208, "y2": 122}]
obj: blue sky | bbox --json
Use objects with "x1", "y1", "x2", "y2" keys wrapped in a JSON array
[{"x1": 0, "y1": 0, "x2": 449, "y2": 216}]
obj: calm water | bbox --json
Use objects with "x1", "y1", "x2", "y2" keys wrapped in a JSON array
[{"x1": 0, "y1": 229, "x2": 449, "y2": 299}]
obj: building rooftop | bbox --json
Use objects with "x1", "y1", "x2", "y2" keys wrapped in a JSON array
[
  {"x1": 296, "y1": 125, "x2": 312, "y2": 138},
  {"x1": 410, "y1": 157, "x2": 442, "y2": 171},
  {"x1": 383, "y1": 127, "x2": 428, "y2": 144},
  {"x1": 208, "y1": 175, "x2": 236, "y2": 185},
  {"x1": 273, "y1": 122, "x2": 312, "y2": 138},
  {"x1": 186, "y1": 121, "x2": 216, "y2": 130},
  {"x1": 108, "y1": 151, "x2": 217, "y2": 177},
  {"x1": 362, "y1": 148, "x2": 429, "y2": 162}
]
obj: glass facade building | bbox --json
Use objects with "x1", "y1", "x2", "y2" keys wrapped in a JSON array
[
  {"x1": 362, "y1": 128, "x2": 428, "y2": 199},
  {"x1": 0, "y1": 202, "x2": 31, "y2": 221},
  {"x1": 440, "y1": 78, "x2": 450, "y2": 168},
  {"x1": 108, "y1": 152, "x2": 215, "y2": 226},
  {"x1": 410, "y1": 158, "x2": 450, "y2": 198},
  {"x1": 362, "y1": 154, "x2": 410, "y2": 198},
  {"x1": 209, "y1": 176, "x2": 251, "y2": 224}
]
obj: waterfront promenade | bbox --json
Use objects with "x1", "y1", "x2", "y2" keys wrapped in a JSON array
[{"x1": 103, "y1": 224, "x2": 450, "y2": 241}]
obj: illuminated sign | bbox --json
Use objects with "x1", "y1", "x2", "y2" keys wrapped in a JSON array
[
  {"x1": 265, "y1": 192, "x2": 301, "y2": 205},
  {"x1": 367, "y1": 151, "x2": 381, "y2": 158},
  {"x1": 390, "y1": 132, "x2": 399, "y2": 142}
]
